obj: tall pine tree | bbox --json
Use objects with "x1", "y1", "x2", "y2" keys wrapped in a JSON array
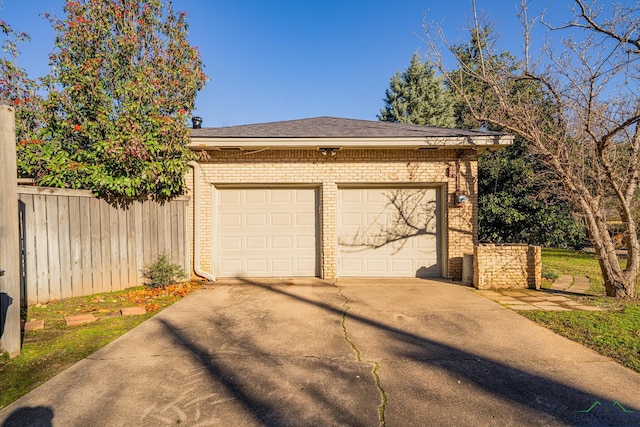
[{"x1": 378, "y1": 53, "x2": 456, "y2": 127}]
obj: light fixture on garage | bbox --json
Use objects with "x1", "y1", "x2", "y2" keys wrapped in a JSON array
[
  {"x1": 455, "y1": 150, "x2": 467, "y2": 208},
  {"x1": 319, "y1": 147, "x2": 340, "y2": 156}
]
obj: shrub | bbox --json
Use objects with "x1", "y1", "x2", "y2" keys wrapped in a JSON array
[{"x1": 141, "y1": 254, "x2": 186, "y2": 289}]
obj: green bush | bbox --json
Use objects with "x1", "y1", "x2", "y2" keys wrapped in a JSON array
[{"x1": 141, "y1": 254, "x2": 186, "y2": 289}]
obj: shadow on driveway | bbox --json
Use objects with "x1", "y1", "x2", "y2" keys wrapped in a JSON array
[{"x1": 1, "y1": 278, "x2": 639, "y2": 426}]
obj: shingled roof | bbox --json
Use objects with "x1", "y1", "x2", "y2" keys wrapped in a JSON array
[{"x1": 189, "y1": 116, "x2": 513, "y2": 149}]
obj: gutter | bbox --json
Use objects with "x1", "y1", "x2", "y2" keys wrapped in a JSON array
[
  {"x1": 188, "y1": 134, "x2": 514, "y2": 150},
  {"x1": 188, "y1": 161, "x2": 216, "y2": 282}
]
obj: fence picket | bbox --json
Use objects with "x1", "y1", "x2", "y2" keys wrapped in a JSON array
[
  {"x1": 89, "y1": 197, "x2": 102, "y2": 297},
  {"x1": 109, "y1": 206, "x2": 120, "y2": 290},
  {"x1": 57, "y1": 196, "x2": 72, "y2": 299},
  {"x1": 17, "y1": 187, "x2": 190, "y2": 303},
  {"x1": 45, "y1": 196, "x2": 61, "y2": 301},
  {"x1": 118, "y1": 208, "x2": 129, "y2": 288},
  {"x1": 68, "y1": 197, "x2": 82, "y2": 297},
  {"x1": 79, "y1": 197, "x2": 93, "y2": 296}
]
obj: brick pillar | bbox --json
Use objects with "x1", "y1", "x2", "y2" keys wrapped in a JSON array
[
  {"x1": 321, "y1": 182, "x2": 337, "y2": 279},
  {"x1": 528, "y1": 245, "x2": 541, "y2": 289}
]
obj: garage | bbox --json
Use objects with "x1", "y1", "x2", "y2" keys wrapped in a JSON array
[
  {"x1": 216, "y1": 188, "x2": 318, "y2": 277},
  {"x1": 190, "y1": 117, "x2": 514, "y2": 280},
  {"x1": 337, "y1": 187, "x2": 441, "y2": 278}
]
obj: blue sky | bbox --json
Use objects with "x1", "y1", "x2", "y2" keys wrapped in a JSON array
[{"x1": 1, "y1": 0, "x2": 563, "y2": 128}]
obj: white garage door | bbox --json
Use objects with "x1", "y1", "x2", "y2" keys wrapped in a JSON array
[
  {"x1": 338, "y1": 187, "x2": 440, "y2": 278},
  {"x1": 216, "y1": 188, "x2": 318, "y2": 277}
]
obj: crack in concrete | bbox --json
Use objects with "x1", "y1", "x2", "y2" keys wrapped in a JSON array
[{"x1": 337, "y1": 287, "x2": 387, "y2": 427}]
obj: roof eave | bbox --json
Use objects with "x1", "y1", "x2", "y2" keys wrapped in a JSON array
[{"x1": 188, "y1": 135, "x2": 514, "y2": 150}]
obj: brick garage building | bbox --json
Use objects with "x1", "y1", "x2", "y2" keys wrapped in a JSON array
[{"x1": 187, "y1": 117, "x2": 512, "y2": 281}]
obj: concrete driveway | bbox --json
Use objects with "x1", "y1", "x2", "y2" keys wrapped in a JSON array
[{"x1": 1, "y1": 279, "x2": 640, "y2": 426}]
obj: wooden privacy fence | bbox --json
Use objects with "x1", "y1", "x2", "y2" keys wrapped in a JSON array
[{"x1": 18, "y1": 186, "x2": 190, "y2": 304}]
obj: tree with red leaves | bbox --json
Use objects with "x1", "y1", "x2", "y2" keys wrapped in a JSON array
[{"x1": 27, "y1": 0, "x2": 207, "y2": 199}]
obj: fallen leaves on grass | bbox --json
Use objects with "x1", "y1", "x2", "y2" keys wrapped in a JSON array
[
  {"x1": 145, "y1": 303, "x2": 160, "y2": 312},
  {"x1": 122, "y1": 283, "x2": 197, "y2": 305}
]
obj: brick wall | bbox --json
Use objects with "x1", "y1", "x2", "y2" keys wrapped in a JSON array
[
  {"x1": 473, "y1": 244, "x2": 541, "y2": 289},
  {"x1": 186, "y1": 148, "x2": 478, "y2": 280}
]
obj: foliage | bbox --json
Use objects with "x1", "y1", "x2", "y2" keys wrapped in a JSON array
[
  {"x1": 479, "y1": 138, "x2": 587, "y2": 248},
  {"x1": 19, "y1": 0, "x2": 206, "y2": 200},
  {"x1": 141, "y1": 253, "x2": 186, "y2": 288},
  {"x1": 0, "y1": 18, "x2": 43, "y2": 161},
  {"x1": 426, "y1": 0, "x2": 640, "y2": 297},
  {"x1": 441, "y1": 24, "x2": 587, "y2": 249},
  {"x1": 378, "y1": 53, "x2": 456, "y2": 127}
]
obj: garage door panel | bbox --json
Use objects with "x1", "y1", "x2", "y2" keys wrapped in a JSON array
[
  {"x1": 341, "y1": 191, "x2": 362, "y2": 203},
  {"x1": 245, "y1": 190, "x2": 267, "y2": 203},
  {"x1": 217, "y1": 188, "x2": 318, "y2": 277},
  {"x1": 220, "y1": 259, "x2": 242, "y2": 272},
  {"x1": 220, "y1": 214, "x2": 242, "y2": 227},
  {"x1": 247, "y1": 259, "x2": 268, "y2": 271},
  {"x1": 366, "y1": 259, "x2": 388, "y2": 273},
  {"x1": 272, "y1": 236, "x2": 293, "y2": 249},
  {"x1": 219, "y1": 191, "x2": 241, "y2": 203},
  {"x1": 271, "y1": 259, "x2": 293, "y2": 272},
  {"x1": 244, "y1": 213, "x2": 265, "y2": 226},
  {"x1": 272, "y1": 213, "x2": 292, "y2": 226},
  {"x1": 296, "y1": 212, "x2": 316, "y2": 226},
  {"x1": 366, "y1": 212, "x2": 385, "y2": 226},
  {"x1": 341, "y1": 258, "x2": 362, "y2": 272},
  {"x1": 338, "y1": 188, "x2": 440, "y2": 278},
  {"x1": 295, "y1": 190, "x2": 315, "y2": 203},
  {"x1": 366, "y1": 191, "x2": 387, "y2": 203},
  {"x1": 297, "y1": 235, "x2": 316, "y2": 249},
  {"x1": 391, "y1": 259, "x2": 412, "y2": 272},
  {"x1": 341, "y1": 213, "x2": 363, "y2": 226},
  {"x1": 246, "y1": 236, "x2": 267, "y2": 249},
  {"x1": 416, "y1": 237, "x2": 436, "y2": 249},
  {"x1": 270, "y1": 191, "x2": 292, "y2": 203},
  {"x1": 220, "y1": 236, "x2": 242, "y2": 250},
  {"x1": 296, "y1": 258, "x2": 316, "y2": 271}
]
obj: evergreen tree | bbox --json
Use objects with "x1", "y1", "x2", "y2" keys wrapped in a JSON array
[
  {"x1": 478, "y1": 138, "x2": 587, "y2": 248},
  {"x1": 378, "y1": 53, "x2": 456, "y2": 127}
]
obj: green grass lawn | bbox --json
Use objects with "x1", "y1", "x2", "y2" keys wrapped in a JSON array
[
  {"x1": 521, "y1": 248, "x2": 640, "y2": 373},
  {"x1": 0, "y1": 283, "x2": 198, "y2": 409},
  {"x1": 539, "y1": 248, "x2": 606, "y2": 292}
]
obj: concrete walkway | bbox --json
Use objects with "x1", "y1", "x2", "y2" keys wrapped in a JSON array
[
  {"x1": 1, "y1": 279, "x2": 639, "y2": 426},
  {"x1": 549, "y1": 275, "x2": 592, "y2": 294},
  {"x1": 475, "y1": 276, "x2": 603, "y2": 312}
]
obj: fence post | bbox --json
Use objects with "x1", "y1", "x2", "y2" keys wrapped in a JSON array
[{"x1": 0, "y1": 103, "x2": 20, "y2": 358}]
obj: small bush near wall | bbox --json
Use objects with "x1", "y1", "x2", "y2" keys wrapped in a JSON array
[
  {"x1": 142, "y1": 254, "x2": 186, "y2": 289},
  {"x1": 473, "y1": 244, "x2": 541, "y2": 290}
]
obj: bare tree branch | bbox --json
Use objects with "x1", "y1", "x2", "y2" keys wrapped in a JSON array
[{"x1": 425, "y1": 0, "x2": 640, "y2": 297}]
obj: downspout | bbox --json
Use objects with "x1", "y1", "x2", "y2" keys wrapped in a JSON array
[{"x1": 188, "y1": 161, "x2": 216, "y2": 282}]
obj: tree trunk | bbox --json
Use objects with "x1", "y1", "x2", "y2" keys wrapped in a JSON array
[
  {"x1": 597, "y1": 256, "x2": 637, "y2": 298},
  {"x1": 588, "y1": 221, "x2": 638, "y2": 298}
]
